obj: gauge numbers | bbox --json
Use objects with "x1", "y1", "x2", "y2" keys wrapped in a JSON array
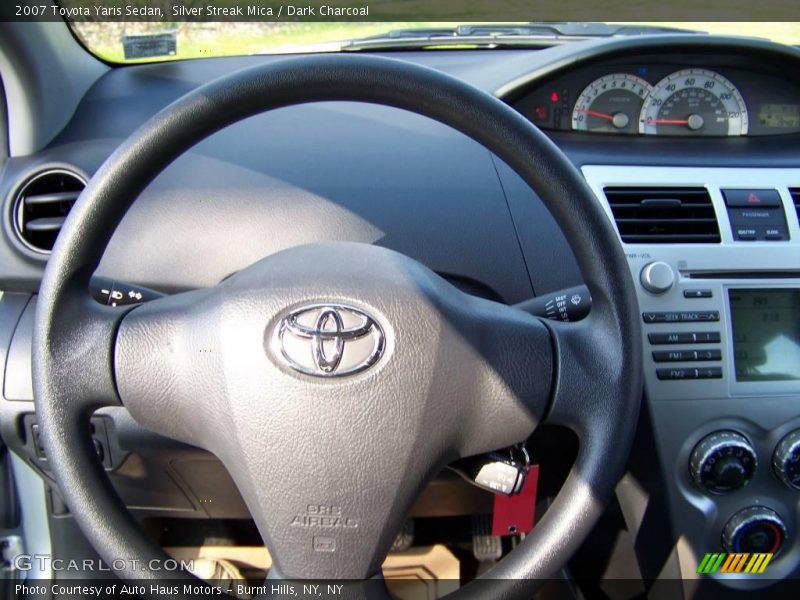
[
  {"x1": 572, "y1": 74, "x2": 652, "y2": 134},
  {"x1": 639, "y1": 69, "x2": 748, "y2": 136}
]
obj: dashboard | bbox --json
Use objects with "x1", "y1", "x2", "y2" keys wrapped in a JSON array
[
  {"x1": 2, "y1": 29, "x2": 800, "y2": 593},
  {"x1": 512, "y1": 53, "x2": 800, "y2": 136}
]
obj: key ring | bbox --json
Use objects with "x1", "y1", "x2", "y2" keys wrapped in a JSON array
[{"x1": 511, "y1": 442, "x2": 531, "y2": 470}]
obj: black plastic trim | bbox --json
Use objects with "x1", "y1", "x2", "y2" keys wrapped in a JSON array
[{"x1": 3, "y1": 163, "x2": 91, "y2": 262}]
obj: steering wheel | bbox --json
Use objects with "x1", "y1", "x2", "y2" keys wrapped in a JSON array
[{"x1": 33, "y1": 55, "x2": 641, "y2": 598}]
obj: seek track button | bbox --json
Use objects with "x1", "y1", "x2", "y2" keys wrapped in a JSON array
[{"x1": 643, "y1": 311, "x2": 719, "y2": 323}]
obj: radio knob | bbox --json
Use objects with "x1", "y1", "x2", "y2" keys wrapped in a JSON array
[
  {"x1": 773, "y1": 430, "x2": 800, "y2": 490},
  {"x1": 690, "y1": 431, "x2": 757, "y2": 494},
  {"x1": 640, "y1": 261, "x2": 675, "y2": 294},
  {"x1": 722, "y1": 507, "x2": 786, "y2": 555}
]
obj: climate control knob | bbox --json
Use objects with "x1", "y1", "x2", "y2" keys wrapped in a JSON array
[
  {"x1": 640, "y1": 261, "x2": 675, "y2": 294},
  {"x1": 722, "y1": 507, "x2": 786, "y2": 555},
  {"x1": 690, "y1": 430, "x2": 757, "y2": 494},
  {"x1": 773, "y1": 430, "x2": 800, "y2": 490}
]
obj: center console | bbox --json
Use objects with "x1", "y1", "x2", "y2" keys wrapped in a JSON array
[{"x1": 584, "y1": 166, "x2": 800, "y2": 588}]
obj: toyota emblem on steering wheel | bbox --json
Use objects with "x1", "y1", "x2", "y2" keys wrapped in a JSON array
[{"x1": 273, "y1": 304, "x2": 386, "y2": 377}]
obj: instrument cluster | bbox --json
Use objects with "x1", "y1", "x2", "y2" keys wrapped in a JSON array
[{"x1": 514, "y1": 59, "x2": 800, "y2": 137}]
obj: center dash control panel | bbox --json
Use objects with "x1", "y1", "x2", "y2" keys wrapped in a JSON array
[
  {"x1": 581, "y1": 165, "x2": 800, "y2": 403},
  {"x1": 582, "y1": 165, "x2": 800, "y2": 587}
]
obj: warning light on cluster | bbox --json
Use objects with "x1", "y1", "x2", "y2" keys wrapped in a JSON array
[
  {"x1": 550, "y1": 91, "x2": 560, "y2": 103},
  {"x1": 534, "y1": 105, "x2": 548, "y2": 120}
]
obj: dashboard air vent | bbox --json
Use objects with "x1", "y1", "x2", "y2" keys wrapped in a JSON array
[
  {"x1": 603, "y1": 186, "x2": 720, "y2": 244},
  {"x1": 790, "y1": 188, "x2": 800, "y2": 225},
  {"x1": 12, "y1": 169, "x2": 85, "y2": 253}
]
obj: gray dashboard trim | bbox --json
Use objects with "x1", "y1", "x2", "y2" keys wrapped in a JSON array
[
  {"x1": 4, "y1": 296, "x2": 34, "y2": 401},
  {"x1": 0, "y1": 18, "x2": 107, "y2": 156},
  {"x1": 0, "y1": 292, "x2": 30, "y2": 401},
  {"x1": 0, "y1": 72, "x2": 8, "y2": 163},
  {"x1": 10, "y1": 452, "x2": 52, "y2": 578}
]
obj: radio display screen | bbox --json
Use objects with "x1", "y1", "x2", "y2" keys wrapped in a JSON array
[{"x1": 730, "y1": 289, "x2": 800, "y2": 382}]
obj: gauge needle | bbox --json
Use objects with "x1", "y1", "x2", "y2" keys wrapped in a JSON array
[
  {"x1": 651, "y1": 119, "x2": 690, "y2": 124},
  {"x1": 577, "y1": 108, "x2": 630, "y2": 129},
  {"x1": 650, "y1": 114, "x2": 704, "y2": 130},
  {"x1": 575, "y1": 108, "x2": 615, "y2": 120}
]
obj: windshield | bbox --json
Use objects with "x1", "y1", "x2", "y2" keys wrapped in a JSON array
[{"x1": 70, "y1": 22, "x2": 800, "y2": 63}]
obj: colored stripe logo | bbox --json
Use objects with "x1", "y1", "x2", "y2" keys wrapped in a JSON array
[{"x1": 697, "y1": 553, "x2": 773, "y2": 574}]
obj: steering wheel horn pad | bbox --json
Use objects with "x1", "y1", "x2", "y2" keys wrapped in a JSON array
[
  {"x1": 33, "y1": 55, "x2": 642, "y2": 597},
  {"x1": 115, "y1": 241, "x2": 552, "y2": 579}
]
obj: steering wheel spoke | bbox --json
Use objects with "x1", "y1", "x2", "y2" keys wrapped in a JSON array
[
  {"x1": 542, "y1": 295, "x2": 640, "y2": 438},
  {"x1": 452, "y1": 299, "x2": 553, "y2": 458},
  {"x1": 114, "y1": 287, "x2": 222, "y2": 450},
  {"x1": 33, "y1": 286, "x2": 124, "y2": 417}
]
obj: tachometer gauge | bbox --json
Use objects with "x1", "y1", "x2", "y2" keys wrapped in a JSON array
[
  {"x1": 639, "y1": 69, "x2": 748, "y2": 136},
  {"x1": 572, "y1": 74, "x2": 652, "y2": 134}
]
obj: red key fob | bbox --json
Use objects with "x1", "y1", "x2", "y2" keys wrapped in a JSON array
[{"x1": 491, "y1": 465, "x2": 539, "y2": 537}]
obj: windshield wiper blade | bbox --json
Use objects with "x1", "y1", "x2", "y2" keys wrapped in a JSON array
[
  {"x1": 457, "y1": 22, "x2": 703, "y2": 37},
  {"x1": 340, "y1": 22, "x2": 705, "y2": 51},
  {"x1": 341, "y1": 34, "x2": 584, "y2": 51}
]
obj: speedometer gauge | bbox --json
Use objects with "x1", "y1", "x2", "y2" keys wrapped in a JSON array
[
  {"x1": 572, "y1": 74, "x2": 652, "y2": 134},
  {"x1": 639, "y1": 69, "x2": 748, "y2": 136}
]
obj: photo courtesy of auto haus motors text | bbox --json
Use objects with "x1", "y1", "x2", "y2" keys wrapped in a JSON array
[{"x1": 17, "y1": 582, "x2": 346, "y2": 598}]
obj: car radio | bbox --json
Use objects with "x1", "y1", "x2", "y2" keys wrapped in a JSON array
[
  {"x1": 634, "y1": 279, "x2": 800, "y2": 402},
  {"x1": 583, "y1": 165, "x2": 800, "y2": 586}
]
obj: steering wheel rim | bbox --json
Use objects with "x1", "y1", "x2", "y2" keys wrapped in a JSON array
[{"x1": 33, "y1": 54, "x2": 642, "y2": 597}]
